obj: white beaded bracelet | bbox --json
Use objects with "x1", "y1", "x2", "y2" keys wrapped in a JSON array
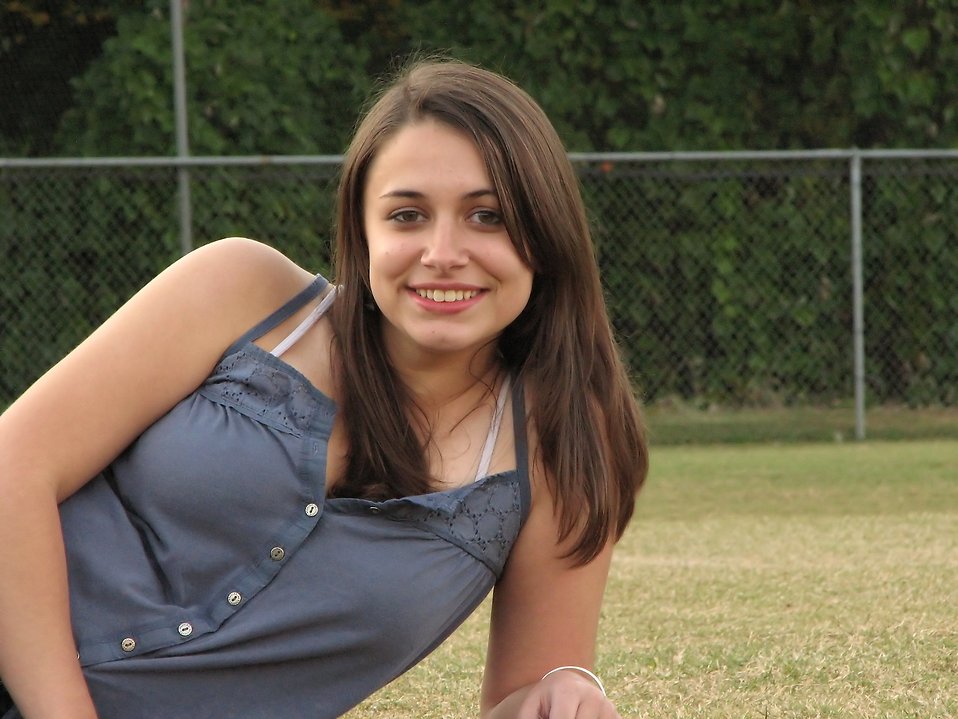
[{"x1": 540, "y1": 665, "x2": 607, "y2": 696}]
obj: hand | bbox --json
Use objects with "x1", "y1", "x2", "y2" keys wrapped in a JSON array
[{"x1": 516, "y1": 669, "x2": 622, "y2": 719}]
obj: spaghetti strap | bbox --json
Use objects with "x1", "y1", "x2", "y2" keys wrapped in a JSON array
[
  {"x1": 474, "y1": 374, "x2": 512, "y2": 481},
  {"x1": 270, "y1": 286, "x2": 338, "y2": 357},
  {"x1": 223, "y1": 274, "x2": 328, "y2": 356},
  {"x1": 510, "y1": 378, "x2": 532, "y2": 523}
]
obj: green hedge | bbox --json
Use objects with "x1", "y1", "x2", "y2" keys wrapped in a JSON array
[{"x1": 3, "y1": 160, "x2": 956, "y2": 407}]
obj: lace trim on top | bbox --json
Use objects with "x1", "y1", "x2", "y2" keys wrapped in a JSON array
[
  {"x1": 199, "y1": 346, "x2": 328, "y2": 438},
  {"x1": 343, "y1": 471, "x2": 523, "y2": 575}
]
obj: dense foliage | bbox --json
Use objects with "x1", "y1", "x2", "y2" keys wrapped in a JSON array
[
  {"x1": 5, "y1": 0, "x2": 958, "y2": 154},
  {"x1": 2, "y1": 1, "x2": 956, "y2": 407}
]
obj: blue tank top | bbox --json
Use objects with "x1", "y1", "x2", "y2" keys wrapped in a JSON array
[{"x1": 3, "y1": 276, "x2": 531, "y2": 719}]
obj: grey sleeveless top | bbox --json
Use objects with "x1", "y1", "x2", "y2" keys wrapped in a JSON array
[{"x1": 3, "y1": 275, "x2": 531, "y2": 719}]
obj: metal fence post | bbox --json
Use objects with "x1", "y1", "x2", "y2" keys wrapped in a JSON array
[
  {"x1": 170, "y1": 0, "x2": 192, "y2": 255},
  {"x1": 850, "y1": 150, "x2": 866, "y2": 440}
]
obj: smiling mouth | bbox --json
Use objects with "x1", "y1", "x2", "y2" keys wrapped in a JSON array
[{"x1": 415, "y1": 288, "x2": 481, "y2": 303}]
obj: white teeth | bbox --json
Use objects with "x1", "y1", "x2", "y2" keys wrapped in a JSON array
[{"x1": 415, "y1": 289, "x2": 479, "y2": 303}]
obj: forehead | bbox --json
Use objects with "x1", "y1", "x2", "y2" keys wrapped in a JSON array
[{"x1": 363, "y1": 120, "x2": 494, "y2": 196}]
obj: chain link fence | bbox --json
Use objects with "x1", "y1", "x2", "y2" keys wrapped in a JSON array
[{"x1": 2, "y1": 152, "x2": 957, "y2": 438}]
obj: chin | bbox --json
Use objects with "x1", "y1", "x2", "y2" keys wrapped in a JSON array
[{"x1": 410, "y1": 330, "x2": 495, "y2": 357}]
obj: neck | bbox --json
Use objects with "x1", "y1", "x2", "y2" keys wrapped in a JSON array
[{"x1": 391, "y1": 344, "x2": 502, "y2": 412}]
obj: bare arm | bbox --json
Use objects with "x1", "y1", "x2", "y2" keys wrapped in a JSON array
[
  {"x1": 0, "y1": 238, "x2": 314, "y2": 717},
  {"x1": 480, "y1": 477, "x2": 620, "y2": 719}
]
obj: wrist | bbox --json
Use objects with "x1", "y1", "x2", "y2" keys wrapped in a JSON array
[{"x1": 540, "y1": 665, "x2": 606, "y2": 695}]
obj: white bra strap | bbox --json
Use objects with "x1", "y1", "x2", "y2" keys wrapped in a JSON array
[
  {"x1": 270, "y1": 286, "x2": 338, "y2": 358},
  {"x1": 474, "y1": 374, "x2": 512, "y2": 482}
]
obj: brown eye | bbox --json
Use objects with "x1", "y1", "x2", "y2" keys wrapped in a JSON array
[
  {"x1": 470, "y1": 209, "x2": 503, "y2": 226},
  {"x1": 389, "y1": 209, "x2": 424, "y2": 223}
]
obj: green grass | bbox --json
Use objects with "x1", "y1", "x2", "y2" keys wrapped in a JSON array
[
  {"x1": 346, "y1": 440, "x2": 958, "y2": 718},
  {"x1": 646, "y1": 404, "x2": 958, "y2": 444}
]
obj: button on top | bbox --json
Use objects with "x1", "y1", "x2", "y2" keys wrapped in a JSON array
[
  {"x1": 368, "y1": 505, "x2": 381, "y2": 514},
  {"x1": 177, "y1": 622, "x2": 193, "y2": 637},
  {"x1": 121, "y1": 637, "x2": 136, "y2": 652},
  {"x1": 227, "y1": 591, "x2": 242, "y2": 606},
  {"x1": 270, "y1": 546, "x2": 286, "y2": 561},
  {"x1": 305, "y1": 502, "x2": 319, "y2": 517}
]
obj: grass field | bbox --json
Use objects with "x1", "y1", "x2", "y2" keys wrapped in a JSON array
[
  {"x1": 346, "y1": 439, "x2": 958, "y2": 718},
  {"x1": 646, "y1": 404, "x2": 958, "y2": 445}
]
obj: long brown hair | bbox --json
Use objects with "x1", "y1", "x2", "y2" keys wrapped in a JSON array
[{"x1": 330, "y1": 58, "x2": 648, "y2": 563}]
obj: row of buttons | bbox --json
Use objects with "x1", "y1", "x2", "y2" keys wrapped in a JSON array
[
  {"x1": 117, "y1": 584, "x2": 240, "y2": 652},
  {"x1": 117, "y1": 502, "x2": 321, "y2": 654}
]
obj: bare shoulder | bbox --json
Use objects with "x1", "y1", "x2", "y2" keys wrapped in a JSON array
[{"x1": 160, "y1": 237, "x2": 316, "y2": 323}]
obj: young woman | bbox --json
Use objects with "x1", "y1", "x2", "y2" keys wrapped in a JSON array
[{"x1": 0, "y1": 59, "x2": 647, "y2": 718}]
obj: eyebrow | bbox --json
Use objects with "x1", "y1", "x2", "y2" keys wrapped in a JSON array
[{"x1": 378, "y1": 188, "x2": 498, "y2": 200}]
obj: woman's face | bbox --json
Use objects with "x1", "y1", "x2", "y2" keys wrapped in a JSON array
[{"x1": 362, "y1": 119, "x2": 533, "y2": 365}]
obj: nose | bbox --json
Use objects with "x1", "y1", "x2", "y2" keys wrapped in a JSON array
[{"x1": 420, "y1": 217, "x2": 468, "y2": 271}]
